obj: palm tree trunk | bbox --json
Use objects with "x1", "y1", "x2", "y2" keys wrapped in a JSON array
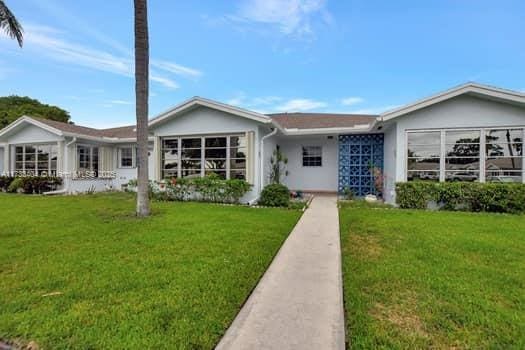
[{"x1": 134, "y1": 0, "x2": 150, "y2": 217}]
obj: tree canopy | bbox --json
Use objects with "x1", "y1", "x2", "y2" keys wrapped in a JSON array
[{"x1": 0, "y1": 96, "x2": 71, "y2": 129}]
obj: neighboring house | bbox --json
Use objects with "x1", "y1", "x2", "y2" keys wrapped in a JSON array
[{"x1": 0, "y1": 82, "x2": 524, "y2": 204}]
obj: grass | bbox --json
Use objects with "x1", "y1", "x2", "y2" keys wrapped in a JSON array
[
  {"x1": 0, "y1": 193, "x2": 301, "y2": 349},
  {"x1": 339, "y1": 201, "x2": 525, "y2": 349}
]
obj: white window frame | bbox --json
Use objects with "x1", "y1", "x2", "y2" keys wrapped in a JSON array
[
  {"x1": 76, "y1": 144, "x2": 99, "y2": 178},
  {"x1": 302, "y1": 145, "x2": 323, "y2": 167},
  {"x1": 117, "y1": 146, "x2": 136, "y2": 169},
  {"x1": 160, "y1": 133, "x2": 247, "y2": 180},
  {"x1": 13, "y1": 143, "x2": 58, "y2": 176},
  {"x1": 405, "y1": 126, "x2": 525, "y2": 184}
]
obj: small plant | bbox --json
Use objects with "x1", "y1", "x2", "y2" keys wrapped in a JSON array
[
  {"x1": 7, "y1": 177, "x2": 24, "y2": 193},
  {"x1": 342, "y1": 186, "x2": 353, "y2": 200},
  {"x1": 269, "y1": 145, "x2": 288, "y2": 184},
  {"x1": 259, "y1": 183, "x2": 290, "y2": 207},
  {"x1": 85, "y1": 185, "x2": 96, "y2": 195}
]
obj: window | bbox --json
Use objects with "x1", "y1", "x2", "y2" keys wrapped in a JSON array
[
  {"x1": 118, "y1": 147, "x2": 135, "y2": 168},
  {"x1": 161, "y1": 135, "x2": 247, "y2": 180},
  {"x1": 445, "y1": 130, "x2": 480, "y2": 182},
  {"x1": 14, "y1": 144, "x2": 57, "y2": 176},
  {"x1": 486, "y1": 128, "x2": 523, "y2": 182},
  {"x1": 302, "y1": 146, "x2": 322, "y2": 167},
  {"x1": 77, "y1": 145, "x2": 99, "y2": 177},
  {"x1": 407, "y1": 128, "x2": 525, "y2": 183},
  {"x1": 407, "y1": 131, "x2": 440, "y2": 181}
]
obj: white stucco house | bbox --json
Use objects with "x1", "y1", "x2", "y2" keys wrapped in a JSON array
[{"x1": 0, "y1": 82, "x2": 524, "y2": 204}]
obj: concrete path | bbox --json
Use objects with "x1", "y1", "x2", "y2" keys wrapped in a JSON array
[{"x1": 216, "y1": 195, "x2": 345, "y2": 350}]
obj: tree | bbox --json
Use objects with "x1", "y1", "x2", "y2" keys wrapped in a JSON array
[
  {"x1": 0, "y1": 0, "x2": 23, "y2": 47},
  {"x1": 0, "y1": 96, "x2": 70, "y2": 129},
  {"x1": 134, "y1": 0, "x2": 150, "y2": 217}
]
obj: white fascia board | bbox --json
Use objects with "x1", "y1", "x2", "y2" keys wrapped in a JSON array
[
  {"x1": 149, "y1": 96, "x2": 272, "y2": 128},
  {"x1": 281, "y1": 123, "x2": 375, "y2": 136},
  {"x1": 381, "y1": 82, "x2": 525, "y2": 122},
  {"x1": 62, "y1": 132, "x2": 154, "y2": 144}
]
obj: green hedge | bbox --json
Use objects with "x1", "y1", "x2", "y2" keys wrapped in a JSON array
[
  {"x1": 150, "y1": 175, "x2": 252, "y2": 204},
  {"x1": 1, "y1": 176, "x2": 63, "y2": 194},
  {"x1": 259, "y1": 183, "x2": 290, "y2": 207},
  {"x1": 396, "y1": 182, "x2": 525, "y2": 213}
]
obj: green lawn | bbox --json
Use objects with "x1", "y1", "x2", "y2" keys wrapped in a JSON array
[
  {"x1": 339, "y1": 202, "x2": 525, "y2": 349},
  {"x1": 0, "y1": 193, "x2": 301, "y2": 349}
]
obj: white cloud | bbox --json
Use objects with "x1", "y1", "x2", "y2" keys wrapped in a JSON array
[
  {"x1": 150, "y1": 75, "x2": 179, "y2": 89},
  {"x1": 152, "y1": 60, "x2": 203, "y2": 79},
  {"x1": 2, "y1": 23, "x2": 200, "y2": 90},
  {"x1": 276, "y1": 98, "x2": 327, "y2": 111},
  {"x1": 108, "y1": 100, "x2": 132, "y2": 105},
  {"x1": 341, "y1": 97, "x2": 364, "y2": 106},
  {"x1": 230, "y1": 0, "x2": 331, "y2": 38}
]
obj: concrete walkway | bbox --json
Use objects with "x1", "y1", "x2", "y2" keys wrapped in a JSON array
[{"x1": 216, "y1": 195, "x2": 345, "y2": 350}]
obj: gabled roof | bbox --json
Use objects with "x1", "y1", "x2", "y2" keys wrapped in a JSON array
[
  {"x1": 0, "y1": 116, "x2": 136, "y2": 141},
  {"x1": 149, "y1": 96, "x2": 272, "y2": 128},
  {"x1": 381, "y1": 82, "x2": 525, "y2": 121}
]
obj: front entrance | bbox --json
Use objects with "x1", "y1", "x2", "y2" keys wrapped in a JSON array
[{"x1": 338, "y1": 134, "x2": 384, "y2": 196}]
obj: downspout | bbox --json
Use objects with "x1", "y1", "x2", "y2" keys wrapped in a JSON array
[{"x1": 258, "y1": 128, "x2": 278, "y2": 196}]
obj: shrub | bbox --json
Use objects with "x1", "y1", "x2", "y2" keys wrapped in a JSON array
[
  {"x1": 0, "y1": 176, "x2": 15, "y2": 192},
  {"x1": 6, "y1": 176, "x2": 63, "y2": 194},
  {"x1": 153, "y1": 175, "x2": 252, "y2": 204},
  {"x1": 396, "y1": 182, "x2": 525, "y2": 214},
  {"x1": 259, "y1": 183, "x2": 290, "y2": 207}
]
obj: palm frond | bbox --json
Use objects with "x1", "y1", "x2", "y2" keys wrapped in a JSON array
[{"x1": 0, "y1": 0, "x2": 24, "y2": 47}]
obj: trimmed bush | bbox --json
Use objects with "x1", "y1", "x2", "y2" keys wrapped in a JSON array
[
  {"x1": 396, "y1": 182, "x2": 525, "y2": 214},
  {"x1": 152, "y1": 174, "x2": 252, "y2": 204},
  {"x1": 259, "y1": 183, "x2": 290, "y2": 207}
]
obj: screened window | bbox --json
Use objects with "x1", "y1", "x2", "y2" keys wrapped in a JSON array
[
  {"x1": 77, "y1": 145, "x2": 99, "y2": 178},
  {"x1": 302, "y1": 146, "x2": 322, "y2": 167},
  {"x1": 14, "y1": 144, "x2": 58, "y2": 176},
  {"x1": 118, "y1": 147, "x2": 135, "y2": 168},
  {"x1": 161, "y1": 135, "x2": 247, "y2": 180},
  {"x1": 407, "y1": 128, "x2": 524, "y2": 183}
]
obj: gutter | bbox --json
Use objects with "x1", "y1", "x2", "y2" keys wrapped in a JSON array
[{"x1": 259, "y1": 128, "x2": 278, "y2": 194}]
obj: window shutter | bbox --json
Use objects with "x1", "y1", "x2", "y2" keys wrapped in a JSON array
[{"x1": 245, "y1": 131, "x2": 255, "y2": 184}]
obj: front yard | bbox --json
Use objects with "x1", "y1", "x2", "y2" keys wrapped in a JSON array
[
  {"x1": 0, "y1": 193, "x2": 301, "y2": 349},
  {"x1": 339, "y1": 202, "x2": 525, "y2": 349}
]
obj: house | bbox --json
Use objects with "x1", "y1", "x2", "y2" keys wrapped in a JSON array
[{"x1": 0, "y1": 82, "x2": 524, "y2": 204}]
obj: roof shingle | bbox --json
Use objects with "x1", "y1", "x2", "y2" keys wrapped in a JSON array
[{"x1": 269, "y1": 112, "x2": 377, "y2": 130}]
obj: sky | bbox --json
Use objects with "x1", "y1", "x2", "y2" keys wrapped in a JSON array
[{"x1": 0, "y1": 0, "x2": 524, "y2": 128}]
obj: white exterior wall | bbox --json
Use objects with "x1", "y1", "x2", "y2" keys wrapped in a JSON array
[
  {"x1": 382, "y1": 124, "x2": 397, "y2": 204},
  {"x1": 6, "y1": 124, "x2": 62, "y2": 144},
  {"x1": 151, "y1": 106, "x2": 269, "y2": 203},
  {"x1": 388, "y1": 95, "x2": 525, "y2": 203},
  {"x1": 261, "y1": 132, "x2": 277, "y2": 187},
  {"x1": 278, "y1": 135, "x2": 339, "y2": 192},
  {"x1": 0, "y1": 146, "x2": 4, "y2": 174}
]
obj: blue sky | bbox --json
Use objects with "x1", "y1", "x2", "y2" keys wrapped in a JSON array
[{"x1": 0, "y1": 0, "x2": 524, "y2": 128}]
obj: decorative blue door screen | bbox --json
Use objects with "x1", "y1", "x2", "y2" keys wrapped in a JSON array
[{"x1": 338, "y1": 134, "x2": 384, "y2": 196}]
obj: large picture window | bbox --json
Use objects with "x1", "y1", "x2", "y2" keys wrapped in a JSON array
[
  {"x1": 161, "y1": 135, "x2": 247, "y2": 180},
  {"x1": 407, "y1": 128, "x2": 524, "y2": 183},
  {"x1": 14, "y1": 144, "x2": 58, "y2": 176}
]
